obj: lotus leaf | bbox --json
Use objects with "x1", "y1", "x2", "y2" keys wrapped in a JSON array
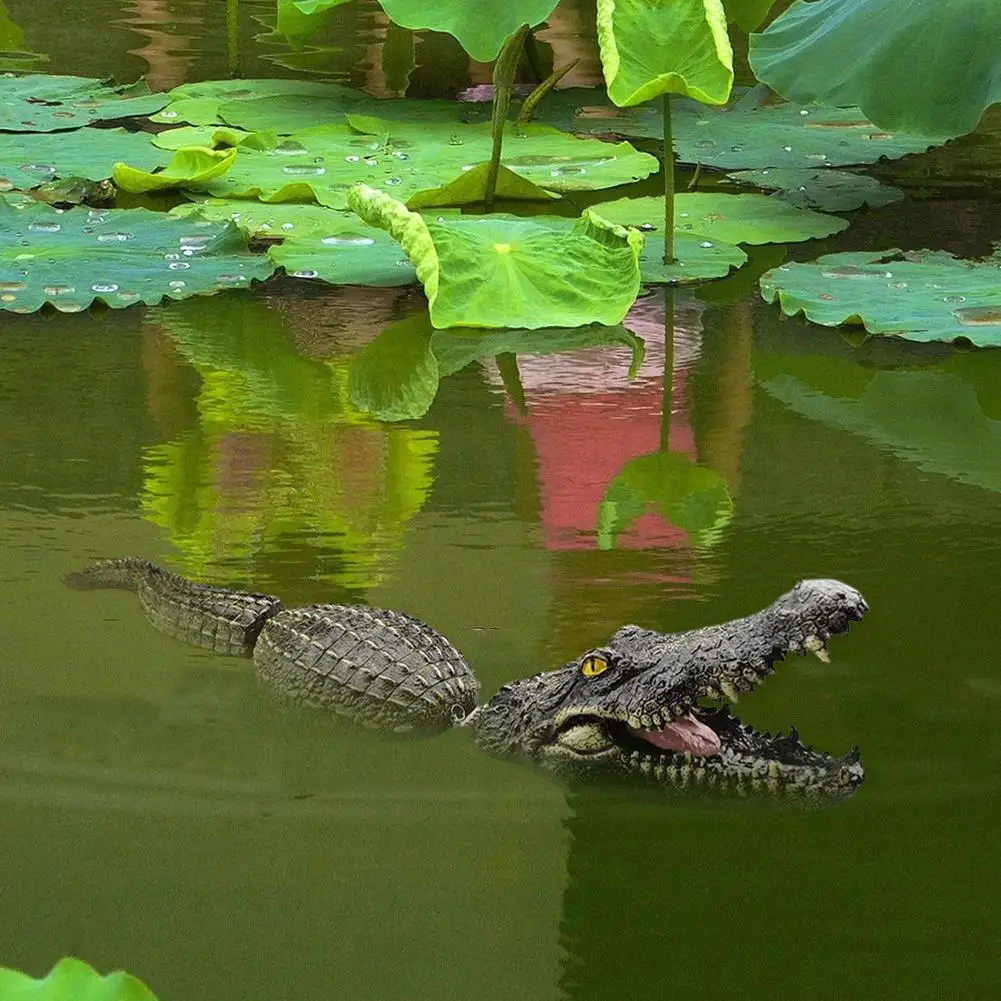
[
  {"x1": 0, "y1": 74, "x2": 166, "y2": 131},
  {"x1": 219, "y1": 93, "x2": 485, "y2": 134},
  {"x1": 152, "y1": 126, "x2": 262, "y2": 150},
  {"x1": 184, "y1": 198, "x2": 418, "y2": 286},
  {"x1": 376, "y1": 0, "x2": 561, "y2": 61},
  {"x1": 404, "y1": 163, "x2": 557, "y2": 208},
  {"x1": 276, "y1": 0, "x2": 352, "y2": 49},
  {"x1": 722, "y1": 0, "x2": 776, "y2": 32},
  {"x1": 540, "y1": 89, "x2": 940, "y2": 168},
  {"x1": 0, "y1": 198, "x2": 274, "y2": 313},
  {"x1": 195, "y1": 118, "x2": 657, "y2": 210},
  {"x1": 113, "y1": 147, "x2": 238, "y2": 193},
  {"x1": 760, "y1": 249, "x2": 1001, "y2": 346},
  {"x1": 750, "y1": 0, "x2": 1001, "y2": 139},
  {"x1": 728, "y1": 167, "x2": 904, "y2": 211},
  {"x1": 0, "y1": 127, "x2": 169, "y2": 191},
  {"x1": 596, "y1": 0, "x2": 733, "y2": 107},
  {"x1": 349, "y1": 309, "x2": 646, "y2": 421},
  {"x1": 0, "y1": 957, "x2": 159, "y2": 1001},
  {"x1": 633, "y1": 232, "x2": 746, "y2": 284},
  {"x1": 348, "y1": 184, "x2": 643, "y2": 329},
  {"x1": 598, "y1": 193, "x2": 847, "y2": 245},
  {"x1": 596, "y1": 451, "x2": 733, "y2": 549},
  {"x1": 150, "y1": 78, "x2": 359, "y2": 126}
]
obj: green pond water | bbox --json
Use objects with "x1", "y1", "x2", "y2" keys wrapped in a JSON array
[{"x1": 3, "y1": 3, "x2": 1001, "y2": 999}]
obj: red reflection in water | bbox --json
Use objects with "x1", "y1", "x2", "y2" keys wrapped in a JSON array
[{"x1": 497, "y1": 294, "x2": 704, "y2": 550}]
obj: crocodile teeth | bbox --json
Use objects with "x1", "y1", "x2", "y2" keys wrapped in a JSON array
[
  {"x1": 805, "y1": 635, "x2": 831, "y2": 663},
  {"x1": 720, "y1": 680, "x2": 741, "y2": 703}
]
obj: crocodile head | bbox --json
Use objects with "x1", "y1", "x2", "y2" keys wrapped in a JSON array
[{"x1": 467, "y1": 580, "x2": 867, "y2": 804}]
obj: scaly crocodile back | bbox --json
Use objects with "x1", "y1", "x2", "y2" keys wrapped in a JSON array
[
  {"x1": 66, "y1": 557, "x2": 283, "y2": 657},
  {"x1": 255, "y1": 604, "x2": 479, "y2": 733}
]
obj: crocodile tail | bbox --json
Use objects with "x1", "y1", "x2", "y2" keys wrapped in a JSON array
[{"x1": 65, "y1": 557, "x2": 159, "y2": 592}]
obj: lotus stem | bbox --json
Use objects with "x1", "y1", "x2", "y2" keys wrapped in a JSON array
[
  {"x1": 517, "y1": 58, "x2": 581, "y2": 124},
  {"x1": 495, "y1": 353, "x2": 527, "y2": 414},
  {"x1": 662, "y1": 93, "x2": 674, "y2": 264},
  {"x1": 660, "y1": 287, "x2": 675, "y2": 451},
  {"x1": 486, "y1": 23, "x2": 530, "y2": 213},
  {"x1": 227, "y1": 0, "x2": 240, "y2": 77}
]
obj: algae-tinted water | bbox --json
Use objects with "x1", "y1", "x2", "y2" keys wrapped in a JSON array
[{"x1": 3, "y1": 3, "x2": 1001, "y2": 999}]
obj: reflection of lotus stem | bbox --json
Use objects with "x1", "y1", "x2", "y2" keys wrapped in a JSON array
[
  {"x1": 662, "y1": 94, "x2": 675, "y2": 264},
  {"x1": 660, "y1": 288, "x2": 675, "y2": 452},
  {"x1": 486, "y1": 24, "x2": 530, "y2": 213},
  {"x1": 227, "y1": 0, "x2": 239, "y2": 76}
]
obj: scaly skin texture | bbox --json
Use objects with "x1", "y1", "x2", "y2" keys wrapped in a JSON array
[
  {"x1": 68, "y1": 558, "x2": 479, "y2": 734},
  {"x1": 466, "y1": 580, "x2": 868, "y2": 803}
]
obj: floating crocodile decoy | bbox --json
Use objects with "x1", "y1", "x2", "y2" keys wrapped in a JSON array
[{"x1": 68, "y1": 559, "x2": 868, "y2": 803}]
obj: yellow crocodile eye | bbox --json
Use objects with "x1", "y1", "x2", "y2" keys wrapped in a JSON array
[{"x1": 581, "y1": 655, "x2": 609, "y2": 678}]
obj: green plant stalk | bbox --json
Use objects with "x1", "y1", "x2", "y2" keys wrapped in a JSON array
[
  {"x1": 662, "y1": 93, "x2": 674, "y2": 264},
  {"x1": 227, "y1": 0, "x2": 239, "y2": 77},
  {"x1": 517, "y1": 57, "x2": 581, "y2": 124},
  {"x1": 485, "y1": 23, "x2": 530, "y2": 213},
  {"x1": 659, "y1": 287, "x2": 675, "y2": 451},
  {"x1": 495, "y1": 352, "x2": 528, "y2": 414}
]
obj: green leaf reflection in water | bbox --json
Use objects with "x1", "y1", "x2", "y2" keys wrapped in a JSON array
[
  {"x1": 347, "y1": 308, "x2": 646, "y2": 422},
  {"x1": 144, "y1": 295, "x2": 437, "y2": 591},
  {"x1": 758, "y1": 355, "x2": 1001, "y2": 495},
  {"x1": 0, "y1": 957, "x2": 159, "y2": 1001},
  {"x1": 596, "y1": 450, "x2": 734, "y2": 550}
]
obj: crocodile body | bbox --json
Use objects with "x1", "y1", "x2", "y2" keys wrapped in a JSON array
[{"x1": 69, "y1": 560, "x2": 867, "y2": 802}]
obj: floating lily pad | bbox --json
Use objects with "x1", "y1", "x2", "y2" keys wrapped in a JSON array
[
  {"x1": 596, "y1": 450, "x2": 733, "y2": 549},
  {"x1": 150, "y1": 77, "x2": 355, "y2": 126},
  {"x1": 539, "y1": 88, "x2": 940, "y2": 168},
  {"x1": 750, "y1": 0, "x2": 1001, "y2": 139},
  {"x1": 152, "y1": 126, "x2": 265, "y2": 151},
  {"x1": 172, "y1": 199, "x2": 417, "y2": 285},
  {"x1": 0, "y1": 198, "x2": 274, "y2": 313},
  {"x1": 0, "y1": 74, "x2": 167, "y2": 131},
  {"x1": 0, "y1": 957, "x2": 159, "y2": 1001},
  {"x1": 348, "y1": 184, "x2": 642, "y2": 329},
  {"x1": 599, "y1": 192, "x2": 848, "y2": 244},
  {"x1": 196, "y1": 118, "x2": 657, "y2": 210},
  {"x1": 760, "y1": 248, "x2": 1001, "y2": 346},
  {"x1": 727, "y1": 167, "x2": 905, "y2": 211},
  {"x1": 113, "y1": 147, "x2": 238, "y2": 193},
  {"x1": 405, "y1": 163, "x2": 557, "y2": 208},
  {"x1": 0, "y1": 127, "x2": 169, "y2": 191},
  {"x1": 349, "y1": 309, "x2": 646, "y2": 421},
  {"x1": 346, "y1": 115, "x2": 660, "y2": 193},
  {"x1": 632, "y1": 232, "x2": 746, "y2": 284},
  {"x1": 596, "y1": 0, "x2": 733, "y2": 107},
  {"x1": 219, "y1": 93, "x2": 486, "y2": 134}
]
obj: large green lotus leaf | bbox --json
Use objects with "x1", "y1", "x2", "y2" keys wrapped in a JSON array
[
  {"x1": 0, "y1": 128, "x2": 169, "y2": 191},
  {"x1": 0, "y1": 199, "x2": 274, "y2": 313},
  {"x1": 349, "y1": 309, "x2": 646, "y2": 420},
  {"x1": 172, "y1": 199, "x2": 417, "y2": 285},
  {"x1": 376, "y1": 0, "x2": 561, "y2": 61},
  {"x1": 596, "y1": 451, "x2": 733, "y2": 549},
  {"x1": 0, "y1": 957, "x2": 159, "y2": 1001},
  {"x1": 596, "y1": 0, "x2": 733, "y2": 107},
  {"x1": 633, "y1": 232, "x2": 747, "y2": 284},
  {"x1": 749, "y1": 0, "x2": 1001, "y2": 140},
  {"x1": 150, "y1": 78, "x2": 360, "y2": 126},
  {"x1": 760, "y1": 249, "x2": 1001, "y2": 346},
  {"x1": 539, "y1": 88, "x2": 940, "y2": 168},
  {"x1": 198, "y1": 119, "x2": 657, "y2": 209},
  {"x1": 346, "y1": 115, "x2": 660, "y2": 193},
  {"x1": 348, "y1": 184, "x2": 643, "y2": 329},
  {"x1": 113, "y1": 147, "x2": 237, "y2": 193},
  {"x1": 727, "y1": 167, "x2": 904, "y2": 211},
  {"x1": 599, "y1": 193, "x2": 848, "y2": 245},
  {"x1": 219, "y1": 94, "x2": 485, "y2": 134},
  {"x1": 0, "y1": 74, "x2": 167, "y2": 131}
]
